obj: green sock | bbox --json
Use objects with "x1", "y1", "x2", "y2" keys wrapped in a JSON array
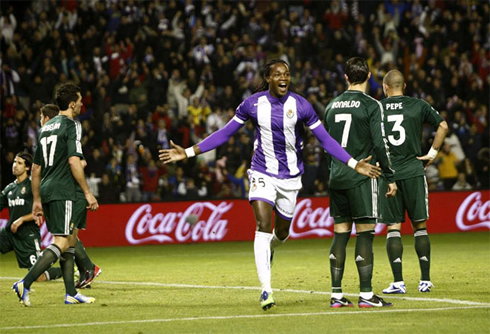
[
  {"x1": 24, "y1": 244, "x2": 61, "y2": 289},
  {"x1": 414, "y1": 228, "x2": 431, "y2": 281},
  {"x1": 74, "y1": 239, "x2": 95, "y2": 275},
  {"x1": 386, "y1": 230, "x2": 403, "y2": 282},
  {"x1": 60, "y1": 247, "x2": 77, "y2": 296},
  {"x1": 329, "y1": 231, "x2": 351, "y2": 293},
  {"x1": 46, "y1": 267, "x2": 63, "y2": 281},
  {"x1": 356, "y1": 230, "x2": 375, "y2": 292}
]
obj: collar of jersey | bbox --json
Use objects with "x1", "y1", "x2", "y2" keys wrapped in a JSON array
[{"x1": 266, "y1": 90, "x2": 290, "y2": 103}]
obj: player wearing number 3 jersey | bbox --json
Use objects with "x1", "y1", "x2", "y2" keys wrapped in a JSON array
[
  {"x1": 379, "y1": 70, "x2": 447, "y2": 295},
  {"x1": 324, "y1": 57, "x2": 397, "y2": 308},
  {"x1": 160, "y1": 59, "x2": 381, "y2": 310}
]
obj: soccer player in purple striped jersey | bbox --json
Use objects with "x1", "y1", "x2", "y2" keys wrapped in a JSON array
[{"x1": 159, "y1": 59, "x2": 381, "y2": 310}]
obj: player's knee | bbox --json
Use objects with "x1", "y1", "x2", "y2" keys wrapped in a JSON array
[{"x1": 411, "y1": 221, "x2": 426, "y2": 231}]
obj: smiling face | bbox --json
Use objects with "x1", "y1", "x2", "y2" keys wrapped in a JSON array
[{"x1": 266, "y1": 63, "x2": 290, "y2": 98}]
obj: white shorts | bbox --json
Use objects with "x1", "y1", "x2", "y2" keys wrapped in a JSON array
[{"x1": 247, "y1": 169, "x2": 302, "y2": 220}]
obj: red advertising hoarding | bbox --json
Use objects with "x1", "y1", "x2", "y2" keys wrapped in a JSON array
[{"x1": 1, "y1": 191, "x2": 488, "y2": 248}]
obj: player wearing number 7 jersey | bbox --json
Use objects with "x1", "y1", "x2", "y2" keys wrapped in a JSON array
[
  {"x1": 379, "y1": 70, "x2": 447, "y2": 295},
  {"x1": 324, "y1": 57, "x2": 397, "y2": 308},
  {"x1": 160, "y1": 59, "x2": 382, "y2": 310}
]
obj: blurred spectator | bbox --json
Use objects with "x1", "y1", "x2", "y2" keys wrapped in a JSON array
[
  {"x1": 0, "y1": 0, "x2": 487, "y2": 198},
  {"x1": 436, "y1": 142, "x2": 460, "y2": 191}
]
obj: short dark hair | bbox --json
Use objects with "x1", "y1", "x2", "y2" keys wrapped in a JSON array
[
  {"x1": 55, "y1": 83, "x2": 81, "y2": 110},
  {"x1": 40, "y1": 104, "x2": 60, "y2": 119},
  {"x1": 345, "y1": 57, "x2": 369, "y2": 85},
  {"x1": 16, "y1": 151, "x2": 33, "y2": 174}
]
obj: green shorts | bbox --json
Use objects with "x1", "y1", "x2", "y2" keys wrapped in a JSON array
[
  {"x1": 73, "y1": 198, "x2": 88, "y2": 230},
  {"x1": 43, "y1": 200, "x2": 75, "y2": 236},
  {"x1": 379, "y1": 175, "x2": 429, "y2": 224},
  {"x1": 330, "y1": 178, "x2": 379, "y2": 224},
  {"x1": 0, "y1": 225, "x2": 42, "y2": 269}
]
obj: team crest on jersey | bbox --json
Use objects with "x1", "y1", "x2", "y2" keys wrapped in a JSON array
[
  {"x1": 286, "y1": 109, "x2": 294, "y2": 118},
  {"x1": 21, "y1": 187, "x2": 26, "y2": 194},
  {"x1": 251, "y1": 183, "x2": 257, "y2": 192}
]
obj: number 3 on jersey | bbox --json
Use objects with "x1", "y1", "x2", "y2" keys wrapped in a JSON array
[
  {"x1": 387, "y1": 115, "x2": 406, "y2": 146},
  {"x1": 40, "y1": 135, "x2": 58, "y2": 166}
]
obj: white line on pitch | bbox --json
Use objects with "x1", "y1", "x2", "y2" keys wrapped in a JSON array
[
  {"x1": 2, "y1": 276, "x2": 489, "y2": 307},
  {"x1": 1, "y1": 305, "x2": 489, "y2": 331}
]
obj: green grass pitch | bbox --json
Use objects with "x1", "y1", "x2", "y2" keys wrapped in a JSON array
[{"x1": 1, "y1": 232, "x2": 489, "y2": 333}]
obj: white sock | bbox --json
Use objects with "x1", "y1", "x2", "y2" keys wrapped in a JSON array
[
  {"x1": 331, "y1": 292, "x2": 343, "y2": 300},
  {"x1": 270, "y1": 229, "x2": 288, "y2": 251},
  {"x1": 360, "y1": 291, "x2": 374, "y2": 299},
  {"x1": 254, "y1": 231, "x2": 273, "y2": 293}
]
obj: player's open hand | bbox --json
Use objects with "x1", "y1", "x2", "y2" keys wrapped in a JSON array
[
  {"x1": 159, "y1": 140, "x2": 186, "y2": 164},
  {"x1": 85, "y1": 193, "x2": 99, "y2": 211},
  {"x1": 355, "y1": 155, "x2": 381, "y2": 178},
  {"x1": 416, "y1": 154, "x2": 434, "y2": 170},
  {"x1": 386, "y1": 182, "x2": 397, "y2": 197},
  {"x1": 32, "y1": 200, "x2": 43, "y2": 226}
]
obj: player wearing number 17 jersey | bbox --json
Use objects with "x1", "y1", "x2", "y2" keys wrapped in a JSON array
[
  {"x1": 12, "y1": 84, "x2": 97, "y2": 306},
  {"x1": 160, "y1": 59, "x2": 381, "y2": 310},
  {"x1": 324, "y1": 57, "x2": 396, "y2": 308},
  {"x1": 379, "y1": 70, "x2": 448, "y2": 295}
]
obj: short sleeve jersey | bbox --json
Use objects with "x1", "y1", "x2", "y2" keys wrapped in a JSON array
[
  {"x1": 33, "y1": 115, "x2": 83, "y2": 203},
  {"x1": 234, "y1": 90, "x2": 320, "y2": 179},
  {"x1": 324, "y1": 90, "x2": 393, "y2": 189},
  {"x1": 381, "y1": 96, "x2": 444, "y2": 180},
  {"x1": 0, "y1": 178, "x2": 37, "y2": 234}
]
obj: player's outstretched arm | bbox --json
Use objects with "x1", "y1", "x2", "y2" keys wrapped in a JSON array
[
  {"x1": 159, "y1": 140, "x2": 200, "y2": 164},
  {"x1": 353, "y1": 155, "x2": 382, "y2": 179}
]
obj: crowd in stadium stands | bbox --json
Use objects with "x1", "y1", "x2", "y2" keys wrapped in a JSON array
[{"x1": 1, "y1": 0, "x2": 488, "y2": 203}]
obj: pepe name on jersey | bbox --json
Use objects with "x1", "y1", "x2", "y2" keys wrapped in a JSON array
[
  {"x1": 385, "y1": 102, "x2": 403, "y2": 110},
  {"x1": 330, "y1": 100, "x2": 361, "y2": 109}
]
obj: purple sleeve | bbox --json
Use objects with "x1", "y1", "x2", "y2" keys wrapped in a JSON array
[
  {"x1": 197, "y1": 118, "x2": 243, "y2": 153},
  {"x1": 311, "y1": 125, "x2": 352, "y2": 164}
]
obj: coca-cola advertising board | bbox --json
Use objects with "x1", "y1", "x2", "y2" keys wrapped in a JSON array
[{"x1": 1, "y1": 191, "x2": 488, "y2": 248}]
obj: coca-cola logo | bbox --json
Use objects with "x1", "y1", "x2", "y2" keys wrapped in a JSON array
[
  {"x1": 290, "y1": 199, "x2": 386, "y2": 238},
  {"x1": 125, "y1": 202, "x2": 232, "y2": 244},
  {"x1": 290, "y1": 199, "x2": 334, "y2": 238},
  {"x1": 456, "y1": 192, "x2": 490, "y2": 231}
]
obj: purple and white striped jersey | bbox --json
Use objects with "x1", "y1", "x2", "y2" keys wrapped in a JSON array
[
  {"x1": 197, "y1": 90, "x2": 351, "y2": 180},
  {"x1": 234, "y1": 91, "x2": 322, "y2": 179}
]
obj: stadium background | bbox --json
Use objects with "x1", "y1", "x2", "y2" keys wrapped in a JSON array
[
  {"x1": 1, "y1": 0, "x2": 488, "y2": 203},
  {"x1": 0, "y1": 1, "x2": 489, "y2": 332}
]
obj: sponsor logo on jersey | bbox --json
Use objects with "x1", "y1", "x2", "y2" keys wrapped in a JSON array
[{"x1": 8, "y1": 197, "x2": 25, "y2": 207}]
